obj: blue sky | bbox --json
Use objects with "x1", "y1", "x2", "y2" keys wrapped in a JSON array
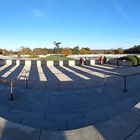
[{"x1": 0, "y1": 0, "x2": 140, "y2": 50}]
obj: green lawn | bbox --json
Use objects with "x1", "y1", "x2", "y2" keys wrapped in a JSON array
[{"x1": 41, "y1": 55, "x2": 75, "y2": 61}]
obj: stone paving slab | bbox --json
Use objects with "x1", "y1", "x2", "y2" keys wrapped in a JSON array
[
  {"x1": 126, "y1": 126, "x2": 140, "y2": 140},
  {"x1": 95, "y1": 110, "x2": 140, "y2": 140},
  {"x1": 1, "y1": 108, "x2": 140, "y2": 140},
  {"x1": 22, "y1": 117, "x2": 67, "y2": 130},
  {"x1": 0, "y1": 116, "x2": 101, "y2": 140},
  {"x1": 40, "y1": 126, "x2": 100, "y2": 140},
  {"x1": 0, "y1": 117, "x2": 40, "y2": 140}
]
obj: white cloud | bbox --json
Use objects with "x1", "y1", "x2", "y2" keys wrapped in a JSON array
[{"x1": 112, "y1": 0, "x2": 130, "y2": 19}]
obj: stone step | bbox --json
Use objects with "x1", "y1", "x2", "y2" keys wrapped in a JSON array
[
  {"x1": 95, "y1": 109, "x2": 140, "y2": 140},
  {"x1": 0, "y1": 94, "x2": 138, "y2": 130},
  {"x1": 0, "y1": 83, "x2": 140, "y2": 130},
  {"x1": 3, "y1": 88, "x2": 139, "y2": 113},
  {"x1": 1, "y1": 86, "x2": 138, "y2": 114},
  {"x1": 0, "y1": 108, "x2": 140, "y2": 139}
]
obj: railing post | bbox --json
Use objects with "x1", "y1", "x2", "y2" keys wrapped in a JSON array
[
  {"x1": 10, "y1": 81, "x2": 13, "y2": 100},
  {"x1": 104, "y1": 74, "x2": 107, "y2": 86},
  {"x1": 123, "y1": 76, "x2": 127, "y2": 92},
  {"x1": 25, "y1": 76, "x2": 28, "y2": 89}
]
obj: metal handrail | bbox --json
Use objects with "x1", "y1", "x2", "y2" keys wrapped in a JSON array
[
  {"x1": 0, "y1": 69, "x2": 29, "y2": 100},
  {"x1": 104, "y1": 72, "x2": 140, "y2": 92}
]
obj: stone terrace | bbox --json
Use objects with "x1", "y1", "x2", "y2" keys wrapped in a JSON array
[{"x1": 0, "y1": 62, "x2": 140, "y2": 139}]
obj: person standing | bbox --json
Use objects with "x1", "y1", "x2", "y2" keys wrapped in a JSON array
[
  {"x1": 117, "y1": 58, "x2": 119, "y2": 68},
  {"x1": 99, "y1": 55, "x2": 103, "y2": 64},
  {"x1": 80, "y1": 57, "x2": 83, "y2": 66},
  {"x1": 104, "y1": 56, "x2": 107, "y2": 64},
  {"x1": 80, "y1": 57, "x2": 86, "y2": 66}
]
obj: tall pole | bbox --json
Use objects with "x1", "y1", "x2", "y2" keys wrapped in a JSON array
[{"x1": 53, "y1": 41, "x2": 61, "y2": 61}]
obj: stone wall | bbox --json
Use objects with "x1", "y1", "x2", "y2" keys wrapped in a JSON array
[
  {"x1": 4, "y1": 60, "x2": 93, "y2": 66},
  {"x1": 107, "y1": 58, "x2": 133, "y2": 67},
  {"x1": 2, "y1": 59, "x2": 133, "y2": 67}
]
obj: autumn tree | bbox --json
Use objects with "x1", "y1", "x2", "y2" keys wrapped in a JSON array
[
  {"x1": 48, "y1": 48, "x2": 54, "y2": 54},
  {"x1": 114, "y1": 48, "x2": 123, "y2": 54},
  {"x1": 61, "y1": 48, "x2": 72, "y2": 56},
  {"x1": 2, "y1": 49, "x2": 10, "y2": 56},
  {"x1": 19, "y1": 47, "x2": 32, "y2": 55},
  {"x1": 72, "y1": 46, "x2": 80, "y2": 54},
  {"x1": 0, "y1": 49, "x2": 2, "y2": 54},
  {"x1": 42, "y1": 48, "x2": 48, "y2": 55},
  {"x1": 33, "y1": 48, "x2": 44, "y2": 55},
  {"x1": 80, "y1": 47, "x2": 92, "y2": 54}
]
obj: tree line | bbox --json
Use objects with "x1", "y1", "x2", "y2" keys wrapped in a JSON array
[
  {"x1": 0, "y1": 46, "x2": 94, "y2": 57},
  {"x1": 124, "y1": 45, "x2": 140, "y2": 54},
  {"x1": 0, "y1": 45, "x2": 140, "y2": 57}
]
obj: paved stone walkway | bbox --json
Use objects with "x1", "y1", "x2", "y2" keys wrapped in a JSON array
[{"x1": 0, "y1": 64, "x2": 140, "y2": 139}]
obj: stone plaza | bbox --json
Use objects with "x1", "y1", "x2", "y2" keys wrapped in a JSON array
[{"x1": 0, "y1": 60, "x2": 140, "y2": 140}]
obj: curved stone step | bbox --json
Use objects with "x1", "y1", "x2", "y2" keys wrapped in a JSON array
[
  {"x1": 95, "y1": 109, "x2": 140, "y2": 140},
  {"x1": 0, "y1": 84, "x2": 140, "y2": 130},
  {"x1": 0, "y1": 86, "x2": 138, "y2": 114},
  {"x1": 0, "y1": 93, "x2": 139, "y2": 130},
  {"x1": 0, "y1": 108, "x2": 140, "y2": 140}
]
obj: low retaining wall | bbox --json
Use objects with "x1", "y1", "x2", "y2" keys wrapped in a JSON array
[
  {"x1": 1, "y1": 59, "x2": 133, "y2": 67},
  {"x1": 4, "y1": 59, "x2": 93, "y2": 66},
  {"x1": 107, "y1": 58, "x2": 133, "y2": 67},
  {"x1": 90, "y1": 60, "x2": 95, "y2": 65}
]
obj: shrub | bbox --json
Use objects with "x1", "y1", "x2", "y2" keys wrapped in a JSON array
[
  {"x1": 129, "y1": 55, "x2": 139, "y2": 66},
  {"x1": 133, "y1": 56, "x2": 140, "y2": 65}
]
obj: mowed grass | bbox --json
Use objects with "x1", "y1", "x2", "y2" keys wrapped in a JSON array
[{"x1": 42, "y1": 55, "x2": 75, "y2": 60}]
